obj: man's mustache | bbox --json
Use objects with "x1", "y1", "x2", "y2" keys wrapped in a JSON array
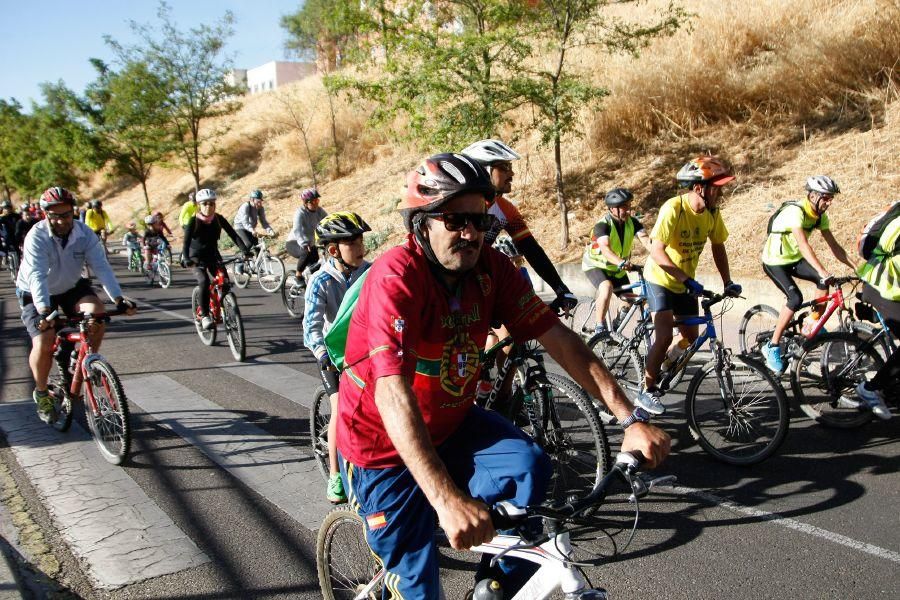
[{"x1": 452, "y1": 240, "x2": 480, "y2": 252}]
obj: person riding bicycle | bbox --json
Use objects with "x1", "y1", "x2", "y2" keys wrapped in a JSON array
[
  {"x1": 152, "y1": 210, "x2": 173, "y2": 236},
  {"x1": 14, "y1": 206, "x2": 37, "y2": 250},
  {"x1": 334, "y1": 152, "x2": 669, "y2": 598},
  {"x1": 181, "y1": 189, "x2": 252, "y2": 331},
  {"x1": 582, "y1": 188, "x2": 652, "y2": 336},
  {"x1": 179, "y1": 191, "x2": 198, "y2": 230},
  {"x1": 302, "y1": 211, "x2": 372, "y2": 504},
  {"x1": 0, "y1": 199, "x2": 21, "y2": 268},
  {"x1": 233, "y1": 189, "x2": 274, "y2": 272},
  {"x1": 285, "y1": 188, "x2": 328, "y2": 283},
  {"x1": 84, "y1": 200, "x2": 112, "y2": 249},
  {"x1": 760, "y1": 176, "x2": 859, "y2": 373},
  {"x1": 122, "y1": 221, "x2": 142, "y2": 270},
  {"x1": 142, "y1": 213, "x2": 169, "y2": 271},
  {"x1": 638, "y1": 155, "x2": 742, "y2": 415},
  {"x1": 855, "y1": 203, "x2": 900, "y2": 420},
  {"x1": 15, "y1": 187, "x2": 136, "y2": 422}
]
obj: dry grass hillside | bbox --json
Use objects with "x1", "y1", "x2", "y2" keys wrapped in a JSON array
[{"x1": 87, "y1": 0, "x2": 900, "y2": 279}]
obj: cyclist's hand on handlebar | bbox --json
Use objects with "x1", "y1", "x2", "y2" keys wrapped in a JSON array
[
  {"x1": 683, "y1": 278, "x2": 704, "y2": 296},
  {"x1": 37, "y1": 309, "x2": 55, "y2": 332},
  {"x1": 317, "y1": 354, "x2": 334, "y2": 372},
  {"x1": 550, "y1": 289, "x2": 578, "y2": 316},
  {"x1": 115, "y1": 296, "x2": 138, "y2": 315},
  {"x1": 724, "y1": 280, "x2": 742, "y2": 297},
  {"x1": 819, "y1": 273, "x2": 835, "y2": 287},
  {"x1": 436, "y1": 494, "x2": 495, "y2": 551},
  {"x1": 621, "y1": 423, "x2": 671, "y2": 469}
]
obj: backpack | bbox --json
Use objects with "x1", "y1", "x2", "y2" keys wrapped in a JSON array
[
  {"x1": 323, "y1": 269, "x2": 370, "y2": 371},
  {"x1": 766, "y1": 201, "x2": 821, "y2": 235},
  {"x1": 857, "y1": 201, "x2": 900, "y2": 261}
]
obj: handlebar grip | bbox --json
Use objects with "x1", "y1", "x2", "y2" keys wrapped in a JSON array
[
  {"x1": 615, "y1": 450, "x2": 646, "y2": 468},
  {"x1": 45, "y1": 310, "x2": 59, "y2": 321},
  {"x1": 490, "y1": 501, "x2": 527, "y2": 530}
]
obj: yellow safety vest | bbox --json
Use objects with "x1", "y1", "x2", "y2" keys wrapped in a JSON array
[
  {"x1": 858, "y1": 215, "x2": 900, "y2": 301},
  {"x1": 582, "y1": 214, "x2": 635, "y2": 274}
]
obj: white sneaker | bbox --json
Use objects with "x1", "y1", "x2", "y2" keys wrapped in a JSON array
[
  {"x1": 856, "y1": 382, "x2": 891, "y2": 420},
  {"x1": 636, "y1": 386, "x2": 666, "y2": 415},
  {"x1": 201, "y1": 316, "x2": 214, "y2": 331}
]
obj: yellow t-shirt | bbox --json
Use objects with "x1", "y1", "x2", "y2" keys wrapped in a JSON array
[
  {"x1": 761, "y1": 199, "x2": 831, "y2": 266},
  {"x1": 644, "y1": 194, "x2": 729, "y2": 293},
  {"x1": 84, "y1": 209, "x2": 110, "y2": 232},
  {"x1": 179, "y1": 202, "x2": 198, "y2": 227}
]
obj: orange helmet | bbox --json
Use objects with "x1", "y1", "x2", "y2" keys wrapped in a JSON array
[
  {"x1": 676, "y1": 156, "x2": 735, "y2": 187},
  {"x1": 400, "y1": 153, "x2": 494, "y2": 231}
]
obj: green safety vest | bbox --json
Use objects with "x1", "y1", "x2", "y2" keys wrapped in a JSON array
[
  {"x1": 582, "y1": 214, "x2": 635, "y2": 274},
  {"x1": 858, "y1": 215, "x2": 900, "y2": 302}
]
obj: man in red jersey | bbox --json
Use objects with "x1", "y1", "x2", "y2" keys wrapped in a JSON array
[{"x1": 335, "y1": 153, "x2": 670, "y2": 597}]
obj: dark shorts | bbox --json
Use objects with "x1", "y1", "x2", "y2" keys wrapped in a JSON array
[
  {"x1": 585, "y1": 268, "x2": 629, "y2": 290},
  {"x1": 646, "y1": 282, "x2": 699, "y2": 316},
  {"x1": 17, "y1": 278, "x2": 97, "y2": 338},
  {"x1": 319, "y1": 366, "x2": 340, "y2": 396},
  {"x1": 763, "y1": 259, "x2": 826, "y2": 311}
]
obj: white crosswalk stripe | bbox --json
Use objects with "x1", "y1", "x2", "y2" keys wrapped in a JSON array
[
  {"x1": 219, "y1": 357, "x2": 321, "y2": 409},
  {"x1": 0, "y1": 402, "x2": 209, "y2": 590}
]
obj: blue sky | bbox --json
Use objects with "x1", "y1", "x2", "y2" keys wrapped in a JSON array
[{"x1": 0, "y1": 0, "x2": 304, "y2": 106}]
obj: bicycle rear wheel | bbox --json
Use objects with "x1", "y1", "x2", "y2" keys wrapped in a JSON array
[
  {"x1": 686, "y1": 354, "x2": 789, "y2": 465},
  {"x1": 222, "y1": 292, "x2": 246, "y2": 361},
  {"x1": 588, "y1": 333, "x2": 643, "y2": 402},
  {"x1": 191, "y1": 287, "x2": 217, "y2": 346},
  {"x1": 282, "y1": 273, "x2": 305, "y2": 318},
  {"x1": 84, "y1": 359, "x2": 131, "y2": 465},
  {"x1": 790, "y1": 332, "x2": 879, "y2": 428},
  {"x1": 738, "y1": 304, "x2": 779, "y2": 356},
  {"x1": 317, "y1": 506, "x2": 384, "y2": 600},
  {"x1": 258, "y1": 256, "x2": 286, "y2": 293},
  {"x1": 310, "y1": 386, "x2": 330, "y2": 481},
  {"x1": 158, "y1": 260, "x2": 172, "y2": 288}
]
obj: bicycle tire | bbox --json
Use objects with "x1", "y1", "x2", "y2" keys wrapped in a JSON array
[
  {"x1": 848, "y1": 321, "x2": 891, "y2": 362},
  {"x1": 790, "y1": 331, "x2": 880, "y2": 428},
  {"x1": 158, "y1": 260, "x2": 172, "y2": 288},
  {"x1": 258, "y1": 255, "x2": 286, "y2": 293},
  {"x1": 281, "y1": 274, "x2": 305, "y2": 319},
  {"x1": 84, "y1": 359, "x2": 131, "y2": 465},
  {"x1": 128, "y1": 250, "x2": 141, "y2": 272},
  {"x1": 588, "y1": 332, "x2": 644, "y2": 401},
  {"x1": 317, "y1": 506, "x2": 383, "y2": 600},
  {"x1": 222, "y1": 292, "x2": 246, "y2": 362},
  {"x1": 48, "y1": 372, "x2": 73, "y2": 433},
  {"x1": 8, "y1": 252, "x2": 19, "y2": 283},
  {"x1": 231, "y1": 260, "x2": 251, "y2": 289},
  {"x1": 738, "y1": 304, "x2": 779, "y2": 356},
  {"x1": 525, "y1": 373, "x2": 611, "y2": 503},
  {"x1": 191, "y1": 287, "x2": 217, "y2": 346},
  {"x1": 310, "y1": 386, "x2": 330, "y2": 481},
  {"x1": 686, "y1": 354, "x2": 789, "y2": 466}
]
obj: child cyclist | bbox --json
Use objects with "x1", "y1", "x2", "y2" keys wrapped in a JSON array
[
  {"x1": 760, "y1": 176, "x2": 859, "y2": 373},
  {"x1": 122, "y1": 222, "x2": 142, "y2": 271},
  {"x1": 302, "y1": 212, "x2": 372, "y2": 503},
  {"x1": 181, "y1": 189, "x2": 252, "y2": 331},
  {"x1": 142, "y1": 213, "x2": 170, "y2": 271},
  {"x1": 582, "y1": 188, "x2": 651, "y2": 336}
]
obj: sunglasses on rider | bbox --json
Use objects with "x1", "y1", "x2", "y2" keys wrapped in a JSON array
[
  {"x1": 424, "y1": 212, "x2": 496, "y2": 232},
  {"x1": 46, "y1": 210, "x2": 74, "y2": 220}
]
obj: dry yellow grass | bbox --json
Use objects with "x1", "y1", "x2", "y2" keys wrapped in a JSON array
[{"x1": 86, "y1": 0, "x2": 899, "y2": 279}]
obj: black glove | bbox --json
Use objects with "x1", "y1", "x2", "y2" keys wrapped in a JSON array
[
  {"x1": 819, "y1": 274, "x2": 835, "y2": 287},
  {"x1": 724, "y1": 280, "x2": 743, "y2": 296},
  {"x1": 549, "y1": 288, "x2": 578, "y2": 315},
  {"x1": 317, "y1": 354, "x2": 334, "y2": 371}
]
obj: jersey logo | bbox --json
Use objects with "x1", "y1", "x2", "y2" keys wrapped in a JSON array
[
  {"x1": 440, "y1": 331, "x2": 479, "y2": 401},
  {"x1": 392, "y1": 317, "x2": 405, "y2": 333},
  {"x1": 366, "y1": 512, "x2": 388, "y2": 530}
]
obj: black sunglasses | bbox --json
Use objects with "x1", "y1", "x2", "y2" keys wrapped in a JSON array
[{"x1": 424, "y1": 212, "x2": 496, "y2": 232}]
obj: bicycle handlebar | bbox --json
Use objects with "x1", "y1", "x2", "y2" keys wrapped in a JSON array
[{"x1": 45, "y1": 308, "x2": 129, "y2": 325}]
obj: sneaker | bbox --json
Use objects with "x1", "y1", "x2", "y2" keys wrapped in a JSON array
[
  {"x1": 200, "y1": 315, "x2": 214, "y2": 331},
  {"x1": 856, "y1": 382, "x2": 891, "y2": 420},
  {"x1": 327, "y1": 472, "x2": 347, "y2": 504},
  {"x1": 836, "y1": 395, "x2": 863, "y2": 410},
  {"x1": 762, "y1": 342, "x2": 784, "y2": 374},
  {"x1": 593, "y1": 324, "x2": 609, "y2": 338},
  {"x1": 636, "y1": 386, "x2": 666, "y2": 415},
  {"x1": 33, "y1": 389, "x2": 55, "y2": 423}
]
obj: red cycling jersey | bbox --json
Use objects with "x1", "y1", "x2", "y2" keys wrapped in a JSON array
[{"x1": 336, "y1": 235, "x2": 557, "y2": 468}]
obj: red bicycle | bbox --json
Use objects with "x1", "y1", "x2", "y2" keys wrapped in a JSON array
[
  {"x1": 190, "y1": 259, "x2": 246, "y2": 361},
  {"x1": 47, "y1": 308, "x2": 132, "y2": 465}
]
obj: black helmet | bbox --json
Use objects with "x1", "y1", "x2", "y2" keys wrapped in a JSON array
[
  {"x1": 604, "y1": 188, "x2": 633, "y2": 208},
  {"x1": 315, "y1": 211, "x2": 371, "y2": 246}
]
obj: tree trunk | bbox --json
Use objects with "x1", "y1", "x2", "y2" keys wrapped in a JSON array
[
  {"x1": 554, "y1": 134, "x2": 569, "y2": 248},
  {"x1": 300, "y1": 130, "x2": 318, "y2": 188},
  {"x1": 140, "y1": 178, "x2": 151, "y2": 214}
]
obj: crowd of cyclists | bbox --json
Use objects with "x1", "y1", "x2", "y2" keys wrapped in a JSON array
[{"x1": 4, "y1": 139, "x2": 898, "y2": 598}]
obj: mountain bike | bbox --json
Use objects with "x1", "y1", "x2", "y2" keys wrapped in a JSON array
[
  {"x1": 281, "y1": 260, "x2": 322, "y2": 319},
  {"x1": 231, "y1": 234, "x2": 286, "y2": 293},
  {"x1": 191, "y1": 258, "x2": 246, "y2": 361},
  {"x1": 316, "y1": 451, "x2": 675, "y2": 600},
  {"x1": 477, "y1": 335, "x2": 611, "y2": 503},
  {"x1": 737, "y1": 276, "x2": 886, "y2": 367},
  {"x1": 789, "y1": 298, "x2": 898, "y2": 428},
  {"x1": 143, "y1": 242, "x2": 172, "y2": 288},
  {"x1": 45, "y1": 308, "x2": 133, "y2": 465}
]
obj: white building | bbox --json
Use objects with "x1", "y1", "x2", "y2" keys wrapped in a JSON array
[
  {"x1": 225, "y1": 69, "x2": 248, "y2": 91},
  {"x1": 246, "y1": 61, "x2": 316, "y2": 94}
]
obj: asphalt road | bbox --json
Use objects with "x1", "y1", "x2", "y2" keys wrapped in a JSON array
[{"x1": 0, "y1": 253, "x2": 897, "y2": 599}]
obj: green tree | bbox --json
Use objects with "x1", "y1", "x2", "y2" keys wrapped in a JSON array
[
  {"x1": 281, "y1": 0, "x2": 366, "y2": 72},
  {"x1": 516, "y1": 0, "x2": 687, "y2": 246},
  {"x1": 0, "y1": 99, "x2": 28, "y2": 199},
  {"x1": 83, "y1": 59, "x2": 175, "y2": 213},
  {"x1": 107, "y1": 1, "x2": 241, "y2": 190}
]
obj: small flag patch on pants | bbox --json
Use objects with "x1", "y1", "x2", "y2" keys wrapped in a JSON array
[{"x1": 366, "y1": 512, "x2": 387, "y2": 530}]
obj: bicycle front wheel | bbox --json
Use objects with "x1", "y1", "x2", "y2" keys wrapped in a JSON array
[
  {"x1": 310, "y1": 386, "x2": 330, "y2": 481},
  {"x1": 231, "y1": 260, "x2": 251, "y2": 288},
  {"x1": 8, "y1": 252, "x2": 19, "y2": 282},
  {"x1": 790, "y1": 332, "x2": 880, "y2": 428},
  {"x1": 222, "y1": 292, "x2": 246, "y2": 361},
  {"x1": 191, "y1": 287, "x2": 217, "y2": 346},
  {"x1": 84, "y1": 359, "x2": 131, "y2": 465},
  {"x1": 738, "y1": 304, "x2": 779, "y2": 356},
  {"x1": 158, "y1": 260, "x2": 172, "y2": 288},
  {"x1": 686, "y1": 354, "x2": 789, "y2": 466},
  {"x1": 531, "y1": 373, "x2": 611, "y2": 502},
  {"x1": 282, "y1": 273, "x2": 305, "y2": 318},
  {"x1": 48, "y1": 370, "x2": 74, "y2": 433},
  {"x1": 317, "y1": 506, "x2": 384, "y2": 600},
  {"x1": 257, "y1": 256, "x2": 286, "y2": 293}
]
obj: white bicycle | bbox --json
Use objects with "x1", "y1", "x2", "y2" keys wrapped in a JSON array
[
  {"x1": 316, "y1": 452, "x2": 674, "y2": 599},
  {"x1": 230, "y1": 234, "x2": 286, "y2": 293}
]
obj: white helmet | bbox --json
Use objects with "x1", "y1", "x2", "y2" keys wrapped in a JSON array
[
  {"x1": 805, "y1": 176, "x2": 840, "y2": 195},
  {"x1": 460, "y1": 139, "x2": 521, "y2": 166},
  {"x1": 196, "y1": 188, "x2": 217, "y2": 203},
  {"x1": 144, "y1": 214, "x2": 160, "y2": 225}
]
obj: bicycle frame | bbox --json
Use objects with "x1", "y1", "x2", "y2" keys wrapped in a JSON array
[
  {"x1": 207, "y1": 266, "x2": 229, "y2": 322},
  {"x1": 793, "y1": 285, "x2": 846, "y2": 339},
  {"x1": 51, "y1": 315, "x2": 109, "y2": 416},
  {"x1": 657, "y1": 295, "x2": 730, "y2": 393}
]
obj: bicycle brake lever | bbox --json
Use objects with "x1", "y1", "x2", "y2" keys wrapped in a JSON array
[
  {"x1": 628, "y1": 474, "x2": 677, "y2": 502},
  {"x1": 647, "y1": 475, "x2": 677, "y2": 491}
]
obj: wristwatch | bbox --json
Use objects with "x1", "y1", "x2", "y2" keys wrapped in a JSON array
[{"x1": 621, "y1": 406, "x2": 651, "y2": 430}]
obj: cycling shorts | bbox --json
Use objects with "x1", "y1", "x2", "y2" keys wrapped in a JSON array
[
  {"x1": 17, "y1": 278, "x2": 97, "y2": 338},
  {"x1": 584, "y1": 268, "x2": 629, "y2": 290},
  {"x1": 763, "y1": 259, "x2": 826, "y2": 311},
  {"x1": 646, "y1": 282, "x2": 698, "y2": 316}
]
